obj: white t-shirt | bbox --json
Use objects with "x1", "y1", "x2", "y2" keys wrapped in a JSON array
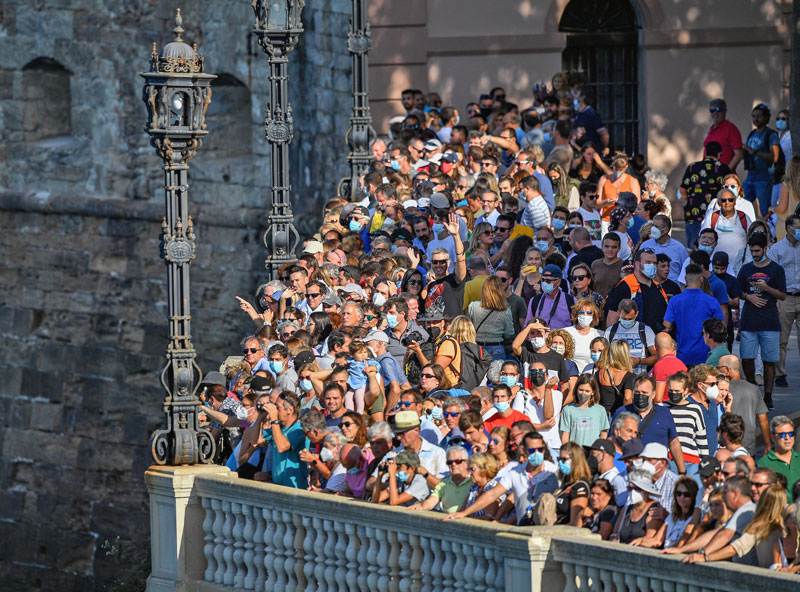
[
  {"x1": 612, "y1": 230, "x2": 634, "y2": 262},
  {"x1": 702, "y1": 209, "x2": 752, "y2": 259},
  {"x1": 524, "y1": 389, "x2": 564, "y2": 453},
  {"x1": 564, "y1": 326, "x2": 603, "y2": 373},
  {"x1": 603, "y1": 322, "x2": 655, "y2": 373},
  {"x1": 497, "y1": 462, "x2": 559, "y2": 523},
  {"x1": 577, "y1": 207, "x2": 603, "y2": 247}
]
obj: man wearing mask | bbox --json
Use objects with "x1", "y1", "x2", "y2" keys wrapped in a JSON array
[
  {"x1": 639, "y1": 215, "x2": 688, "y2": 283},
  {"x1": 701, "y1": 188, "x2": 751, "y2": 259},
  {"x1": 605, "y1": 248, "x2": 668, "y2": 332},
  {"x1": 267, "y1": 344, "x2": 298, "y2": 391},
  {"x1": 484, "y1": 384, "x2": 532, "y2": 432},
  {"x1": 604, "y1": 299, "x2": 656, "y2": 374},
  {"x1": 520, "y1": 176, "x2": 552, "y2": 230},
  {"x1": 651, "y1": 333, "x2": 687, "y2": 403},
  {"x1": 522, "y1": 362, "x2": 562, "y2": 457},
  {"x1": 611, "y1": 374, "x2": 686, "y2": 475},
  {"x1": 384, "y1": 295, "x2": 429, "y2": 369},
  {"x1": 711, "y1": 251, "x2": 741, "y2": 351},
  {"x1": 524, "y1": 264, "x2": 574, "y2": 330},
  {"x1": 590, "y1": 438, "x2": 628, "y2": 506},
  {"x1": 511, "y1": 318, "x2": 570, "y2": 394},
  {"x1": 687, "y1": 365, "x2": 721, "y2": 456},
  {"x1": 676, "y1": 228, "x2": 719, "y2": 283},
  {"x1": 664, "y1": 372, "x2": 707, "y2": 478},
  {"x1": 611, "y1": 413, "x2": 640, "y2": 473}
]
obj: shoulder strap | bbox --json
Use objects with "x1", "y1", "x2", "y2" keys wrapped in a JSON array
[
  {"x1": 475, "y1": 309, "x2": 495, "y2": 333},
  {"x1": 638, "y1": 323, "x2": 647, "y2": 351},
  {"x1": 710, "y1": 210, "x2": 719, "y2": 228},
  {"x1": 444, "y1": 337, "x2": 462, "y2": 379},
  {"x1": 607, "y1": 322, "x2": 619, "y2": 342},
  {"x1": 737, "y1": 210, "x2": 748, "y2": 232},
  {"x1": 638, "y1": 407, "x2": 657, "y2": 437}
]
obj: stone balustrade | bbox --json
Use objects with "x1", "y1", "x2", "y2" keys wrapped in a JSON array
[{"x1": 144, "y1": 466, "x2": 799, "y2": 592}]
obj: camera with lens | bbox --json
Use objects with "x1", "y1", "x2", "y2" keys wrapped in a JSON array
[{"x1": 401, "y1": 331, "x2": 424, "y2": 346}]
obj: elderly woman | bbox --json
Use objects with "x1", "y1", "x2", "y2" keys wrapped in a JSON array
[
  {"x1": 564, "y1": 299, "x2": 604, "y2": 373},
  {"x1": 461, "y1": 452, "x2": 501, "y2": 519},
  {"x1": 643, "y1": 169, "x2": 672, "y2": 219}
]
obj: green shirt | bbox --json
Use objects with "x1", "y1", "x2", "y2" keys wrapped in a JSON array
[
  {"x1": 433, "y1": 475, "x2": 473, "y2": 513},
  {"x1": 705, "y1": 343, "x2": 731, "y2": 368},
  {"x1": 758, "y1": 449, "x2": 800, "y2": 502}
]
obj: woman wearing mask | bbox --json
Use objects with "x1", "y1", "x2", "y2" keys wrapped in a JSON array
[
  {"x1": 548, "y1": 162, "x2": 580, "y2": 210},
  {"x1": 772, "y1": 154, "x2": 800, "y2": 240},
  {"x1": 608, "y1": 206, "x2": 636, "y2": 262},
  {"x1": 597, "y1": 153, "x2": 641, "y2": 226},
  {"x1": 643, "y1": 170, "x2": 672, "y2": 219},
  {"x1": 468, "y1": 276, "x2": 515, "y2": 361},
  {"x1": 632, "y1": 476, "x2": 700, "y2": 549},
  {"x1": 547, "y1": 329, "x2": 579, "y2": 399},
  {"x1": 296, "y1": 361, "x2": 322, "y2": 410},
  {"x1": 612, "y1": 463, "x2": 664, "y2": 544},
  {"x1": 551, "y1": 206, "x2": 572, "y2": 255},
  {"x1": 514, "y1": 247, "x2": 544, "y2": 302},
  {"x1": 550, "y1": 442, "x2": 592, "y2": 526},
  {"x1": 564, "y1": 299, "x2": 604, "y2": 373},
  {"x1": 582, "y1": 336, "x2": 609, "y2": 375},
  {"x1": 559, "y1": 374, "x2": 609, "y2": 446}
]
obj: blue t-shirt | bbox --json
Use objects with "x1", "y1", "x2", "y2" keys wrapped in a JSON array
[
  {"x1": 574, "y1": 106, "x2": 606, "y2": 147},
  {"x1": 611, "y1": 404, "x2": 677, "y2": 449},
  {"x1": 744, "y1": 127, "x2": 779, "y2": 180},
  {"x1": 707, "y1": 273, "x2": 730, "y2": 306},
  {"x1": 664, "y1": 288, "x2": 724, "y2": 366},
  {"x1": 265, "y1": 421, "x2": 309, "y2": 489}
]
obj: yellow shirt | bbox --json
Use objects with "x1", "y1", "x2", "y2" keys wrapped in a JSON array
[{"x1": 462, "y1": 275, "x2": 489, "y2": 312}]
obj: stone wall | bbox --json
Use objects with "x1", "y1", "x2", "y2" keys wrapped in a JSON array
[{"x1": 0, "y1": 0, "x2": 352, "y2": 590}]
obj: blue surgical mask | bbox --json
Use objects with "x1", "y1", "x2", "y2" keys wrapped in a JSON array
[
  {"x1": 794, "y1": 229, "x2": 800, "y2": 241},
  {"x1": 269, "y1": 360, "x2": 284, "y2": 374},
  {"x1": 543, "y1": 132, "x2": 552, "y2": 142},
  {"x1": 494, "y1": 401, "x2": 510, "y2": 413},
  {"x1": 528, "y1": 452, "x2": 544, "y2": 467},
  {"x1": 500, "y1": 376, "x2": 517, "y2": 387},
  {"x1": 649, "y1": 226, "x2": 662, "y2": 240},
  {"x1": 390, "y1": 159, "x2": 401, "y2": 171},
  {"x1": 432, "y1": 223, "x2": 445, "y2": 235},
  {"x1": 552, "y1": 218, "x2": 566, "y2": 231},
  {"x1": 573, "y1": 99, "x2": 580, "y2": 111},
  {"x1": 627, "y1": 217, "x2": 634, "y2": 229},
  {"x1": 300, "y1": 379, "x2": 313, "y2": 392},
  {"x1": 756, "y1": 255, "x2": 767, "y2": 264},
  {"x1": 396, "y1": 471, "x2": 410, "y2": 483},
  {"x1": 386, "y1": 314, "x2": 399, "y2": 328},
  {"x1": 698, "y1": 244, "x2": 714, "y2": 254},
  {"x1": 349, "y1": 220, "x2": 362, "y2": 232},
  {"x1": 558, "y1": 460, "x2": 572, "y2": 475},
  {"x1": 620, "y1": 318, "x2": 637, "y2": 329},
  {"x1": 541, "y1": 281, "x2": 555, "y2": 294},
  {"x1": 391, "y1": 245, "x2": 397, "y2": 253},
  {"x1": 347, "y1": 467, "x2": 361, "y2": 475},
  {"x1": 590, "y1": 351, "x2": 601, "y2": 363},
  {"x1": 431, "y1": 406, "x2": 443, "y2": 420},
  {"x1": 777, "y1": 119, "x2": 788, "y2": 131},
  {"x1": 457, "y1": 199, "x2": 468, "y2": 207},
  {"x1": 642, "y1": 263, "x2": 657, "y2": 278},
  {"x1": 535, "y1": 240, "x2": 550, "y2": 252}
]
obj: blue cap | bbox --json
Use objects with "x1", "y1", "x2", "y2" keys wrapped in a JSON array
[
  {"x1": 541, "y1": 264, "x2": 562, "y2": 279},
  {"x1": 270, "y1": 290, "x2": 284, "y2": 301}
]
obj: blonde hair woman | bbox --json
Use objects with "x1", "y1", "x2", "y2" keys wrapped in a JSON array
[
  {"x1": 595, "y1": 340, "x2": 635, "y2": 413},
  {"x1": 467, "y1": 276, "x2": 514, "y2": 361},
  {"x1": 467, "y1": 221, "x2": 495, "y2": 273},
  {"x1": 773, "y1": 155, "x2": 800, "y2": 240}
]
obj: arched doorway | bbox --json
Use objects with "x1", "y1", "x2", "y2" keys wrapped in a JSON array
[{"x1": 559, "y1": 0, "x2": 640, "y2": 155}]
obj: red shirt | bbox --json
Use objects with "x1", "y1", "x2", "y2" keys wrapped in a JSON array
[
  {"x1": 704, "y1": 120, "x2": 743, "y2": 166},
  {"x1": 652, "y1": 353, "x2": 688, "y2": 384},
  {"x1": 484, "y1": 409, "x2": 531, "y2": 432}
]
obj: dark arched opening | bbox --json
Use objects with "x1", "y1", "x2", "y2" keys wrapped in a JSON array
[
  {"x1": 21, "y1": 57, "x2": 72, "y2": 142},
  {"x1": 560, "y1": 0, "x2": 640, "y2": 155},
  {"x1": 205, "y1": 74, "x2": 252, "y2": 159}
]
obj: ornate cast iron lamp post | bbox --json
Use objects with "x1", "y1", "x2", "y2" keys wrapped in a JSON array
[
  {"x1": 142, "y1": 9, "x2": 216, "y2": 465},
  {"x1": 252, "y1": 0, "x2": 305, "y2": 278},
  {"x1": 338, "y1": 0, "x2": 376, "y2": 201}
]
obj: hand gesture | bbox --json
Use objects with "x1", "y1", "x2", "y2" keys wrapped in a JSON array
[
  {"x1": 386, "y1": 457, "x2": 397, "y2": 475},
  {"x1": 262, "y1": 308, "x2": 274, "y2": 325},
  {"x1": 408, "y1": 249, "x2": 420, "y2": 269},
  {"x1": 282, "y1": 287, "x2": 297, "y2": 301},
  {"x1": 443, "y1": 212, "x2": 460, "y2": 237},
  {"x1": 540, "y1": 417, "x2": 556, "y2": 429},
  {"x1": 299, "y1": 449, "x2": 317, "y2": 464},
  {"x1": 406, "y1": 340, "x2": 421, "y2": 354},
  {"x1": 545, "y1": 376, "x2": 559, "y2": 390},
  {"x1": 264, "y1": 402, "x2": 279, "y2": 422},
  {"x1": 364, "y1": 364, "x2": 378, "y2": 376},
  {"x1": 236, "y1": 296, "x2": 256, "y2": 316}
]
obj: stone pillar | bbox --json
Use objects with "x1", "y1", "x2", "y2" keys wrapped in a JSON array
[{"x1": 145, "y1": 465, "x2": 233, "y2": 592}]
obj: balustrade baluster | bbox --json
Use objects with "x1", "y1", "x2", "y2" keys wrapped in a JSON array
[
  {"x1": 611, "y1": 570, "x2": 626, "y2": 592},
  {"x1": 483, "y1": 546, "x2": 496, "y2": 592},
  {"x1": 292, "y1": 513, "x2": 306, "y2": 591},
  {"x1": 242, "y1": 504, "x2": 257, "y2": 590},
  {"x1": 492, "y1": 549, "x2": 504, "y2": 592},
  {"x1": 334, "y1": 519, "x2": 349, "y2": 592},
  {"x1": 663, "y1": 581, "x2": 677, "y2": 592},
  {"x1": 231, "y1": 502, "x2": 246, "y2": 588},
  {"x1": 212, "y1": 498, "x2": 226, "y2": 584},
  {"x1": 366, "y1": 526, "x2": 380, "y2": 591},
  {"x1": 397, "y1": 531, "x2": 413, "y2": 592},
  {"x1": 264, "y1": 508, "x2": 278, "y2": 590},
  {"x1": 419, "y1": 535, "x2": 434, "y2": 592},
  {"x1": 408, "y1": 534, "x2": 423, "y2": 592},
  {"x1": 650, "y1": 579, "x2": 664, "y2": 592},
  {"x1": 201, "y1": 497, "x2": 216, "y2": 583},
  {"x1": 636, "y1": 575, "x2": 652, "y2": 592},
  {"x1": 623, "y1": 572, "x2": 637, "y2": 591},
  {"x1": 302, "y1": 516, "x2": 316, "y2": 592},
  {"x1": 429, "y1": 538, "x2": 443, "y2": 589},
  {"x1": 252, "y1": 505, "x2": 266, "y2": 591},
  {"x1": 312, "y1": 516, "x2": 327, "y2": 591},
  {"x1": 470, "y1": 544, "x2": 487, "y2": 592},
  {"x1": 675, "y1": 582, "x2": 688, "y2": 592},
  {"x1": 322, "y1": 519, "x2": 338, "y2": 591},
  {"x1": 344, "y1": 522, "x2": 360, "y2": 592},
  {"x1": 576, "y1": 564, "x2": 590, "y2": 591},
  {"x1": 440, "y1": 539, "x2": 455, "y2": 592},
  {"x1": 451, "y1": 542, "x2": 466, "y2": 592},
  {"x1": 460, "y1": 542, "x2": 476, "y2": 592},
  {"x1": 282, "y1": 511, "x2": 297, "y2": 591},
  {"x1": 376, "y1": 527, "x2": 392, "y2": 589},
  {"x1": 387, "y1": 529, "x2": 401, "y2": 592},
  {"x1": 271, "y1": 509, "x2": 288, "y2": 591},
  {"x1": 563, "y1": 562, "x2": 578, "y2": 592},
  {"x1": 222, "y1": 500, "x2": 235, "y2": 586},
  {"x1": 356, "y1": 524, "x2": 370, "y2": 592},
  {"x1": 599, "y1": 569, "x2": 613, "y2": 592}
]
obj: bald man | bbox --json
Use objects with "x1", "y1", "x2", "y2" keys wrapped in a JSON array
[
  {"x1": 651, "y1": 332, "x2": 688, "y2": 403},
  {"x1": 717, "y1": 355, "x2": 771, "y2": 455},
  {"x1": 339, "y1": 443, "x2": 369, "y2": 498}
]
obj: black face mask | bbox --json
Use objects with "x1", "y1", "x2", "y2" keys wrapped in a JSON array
[
  {"x1": 530, "y1": 370, "x2": 546, "y2": 387},
  {"x1": 633, "y1": 393, "x2": 651, "y2": 411},
  {"x1": 428, "y1": 326, "x2": 442, "y2": 340},
  {"x1": 667, "y1": 389, "x2": 684, "y2": 405}
]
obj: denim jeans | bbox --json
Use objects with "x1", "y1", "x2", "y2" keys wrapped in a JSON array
[
  {"x1": 743, "y1": 177, "x2": 772, "y2": 218},
  {"x1": 482, "y1": 344, "x2": 506, "y2": 362},
  {"x1": 684, "y1": 220, "x2": 702, "y2": 250}
]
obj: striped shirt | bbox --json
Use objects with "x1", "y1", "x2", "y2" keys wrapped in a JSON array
[
  {"x1": 666, "y1": 402, "x2": 708, "y2": 461},
  {"x1": 522, "y1": 195, "x2": 551, "y2": 229}
]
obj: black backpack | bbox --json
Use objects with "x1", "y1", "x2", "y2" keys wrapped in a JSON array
[{"x1": 449, "y1": 340, "x2": 492, "y2": 391}]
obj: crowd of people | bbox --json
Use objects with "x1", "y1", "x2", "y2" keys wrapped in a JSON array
[{"x1": 197, "y1": 73, "x2": 800, "y2": 573}]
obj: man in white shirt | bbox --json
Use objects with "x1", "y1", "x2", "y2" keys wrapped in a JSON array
[
  {"x1": 639, "y1": 214, "x2": 689, "y2": 282},
  {"x1": 576, "y1": 183, "x2": 603, "y2": 247},
  {"x1": 701, "y1": 188, "x2": 751, "y2": 259},
  {"x1": 523, "y1": 362, "x2": 563, "y2": 458},
  {"x1": 768, "y1": 214, "x2": 800, "y2": 387},
  {"x1": 476, "y1": 189, "x2": 502, "y2": 226},
  {"x1": 590, "y1": 438, "x2": 628, "y2": 506}
]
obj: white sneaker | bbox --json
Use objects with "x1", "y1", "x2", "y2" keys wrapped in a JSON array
[{"x1": 755, "y1": 373, "x2": 764, "y2": 386}]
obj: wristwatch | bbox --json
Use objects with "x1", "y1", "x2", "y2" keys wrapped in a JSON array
[{"x1": 271, "y1": 420, "x2": 281, "y2": 426}]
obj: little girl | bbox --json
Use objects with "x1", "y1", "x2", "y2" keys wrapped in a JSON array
[
  {"x1": 559, "y1": 374, "x2": 609, "y2": 446},
  {"x1": 346, "y1": 341, "x2": 380, "y2": 413}
]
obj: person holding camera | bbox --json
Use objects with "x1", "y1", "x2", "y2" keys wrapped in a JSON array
[
  {"x1": 370, "y1": 449, "x2": 431, "y2": 507},
  {"x1": 384, "y1": 295, "x2": 430, "y2": 369}
]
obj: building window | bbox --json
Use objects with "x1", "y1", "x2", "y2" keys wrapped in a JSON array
[
  {"x1": 205, "y1": 74, "x2": 252, "y2": 159},
  {"x1": 21, "y1": 57, "x2": 72, "y2": 142},
  {"x1": 560, "y1": 0, "x2": 640, "y2": 155}
]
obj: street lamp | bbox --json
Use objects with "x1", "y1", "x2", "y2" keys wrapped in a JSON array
[
  {"x1": 338, "y1": 0, "x2": 377, "y2": 201},
  {"x1": 252, "y1": 0, "x2": 305, "y2": 279},
  {"x1": 142, "y1": 9, "x2": 216, "y2": 465}
]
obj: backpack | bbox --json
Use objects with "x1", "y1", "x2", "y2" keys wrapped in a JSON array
[
  {"x1": 710, "y1": 210, "x2": 748, "y2": 233},
  {"x1": 449, "y1": 340, "x2": 492, "y2": 391}
]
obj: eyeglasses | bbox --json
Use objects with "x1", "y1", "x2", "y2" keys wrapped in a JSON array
[
  {"x1": 675, "y1": 490, "x2": 692, "y2": 498},
  {"x1": 341, "y1": 421, "x2": 356, "y2": 428},
  {"x1": 718, "y1": 198, "x2": 735, "y2": 203},
  {"x1": 467, "y1": 466, "x2": 478, "y2": 473},
  {"x1": 639, "y1": 248, "x2": 656, "y2": 254},
  {"x1": 243, "y1": 348, "x2": 260, "y2": 354},
  {"x1": 498, "y1": 276, "x2": 511, "y2": 283},
  {"x1": 571, "y1": 275, "x2": 588, "y2": 282},
  {"x1": 399, "y1": 401, "x2": 413, "y2": 407},
  {"x1": 364, "y1": 315, "x2": 377, "y2": 321},
  {"x1": 750, "y1": 480, "x2": 771, "y2": 488},
  {"x1": 307, "y1": 292, "x2": 323, "y2": 298},
  {"x1": 776, "y1": 431, "x2": 795, "y2": 439},
  {"x1": 490, "y1": 438, "x2": 501, "y2": 445},
  {"x1": 443, "y1": 411, "x2": 459, "y2": 418},
  {"x1": 420, "y1": 373, "x2": 436, "y2": 379},
  {"x1": 431, "y1": 259, "x2": 449, "y2": 266},
  {"x1": 446, "y1": 459, "x2": 466, "y2": 466},
  {"x1": 709, "y1": 107, "x2": 724, "y2": 113},
  {"x1": 281, "y1": 331, "x2": 296, "y2": 338},
  {"x1": 495, "y1": 226, "x2": 511, "y2": 232},
  {"x1": 407, "y1": 279, "x2": 423, "y2": 286},
  {"x1": 483, "y1": 230, "x2": 495, "y2": 236},
  {"x1": 722, "y1": 471, "x2": 736, "y2": 478},
  {"x1": 722, "y1": 184, "x2": 739, "y2": 192},
  {"x1": 480, "y1": 162, "x2": 495, "y2": 168},
  {"x1": 527, "y1": 447, "x2": 546, "y2": 454}
]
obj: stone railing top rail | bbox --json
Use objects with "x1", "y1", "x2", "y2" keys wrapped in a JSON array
[
  {"x1": 551, "y1": 535, "x2": 798, "y2": 590},
  {"x1": 192, "y1": 471, "x2": 594, "y2": 556}
]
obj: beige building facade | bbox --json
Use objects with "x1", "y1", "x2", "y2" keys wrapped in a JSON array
[{"x1": 368, "y1": 0, "x2": 789, "y2": 191}]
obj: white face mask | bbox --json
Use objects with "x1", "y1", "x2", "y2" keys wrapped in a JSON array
[
  {"x1": 320, "y1": 448, "x2": 335, "y2": 463},
  {"x1": 373, "y1": 292, "x2": 386, "y2": 306},
  {"x1": 531, "y1": 336, "x2": 546, "y2": 350},
  {"x1": 235, "y1": 406, "x2": 250, "y2": 421},
  {"x1": 629, "y1": 489, "x2": 644, "y2": 505},
  {"x1": 704, "y1": 384, "x2": 720, "y2": 402},
  {"x1": 577, "y1": 313, "x2": 593, "y2": 328}
]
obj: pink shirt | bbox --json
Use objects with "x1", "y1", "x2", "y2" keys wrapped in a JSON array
[{"x1": 344, "y1": 449, "x2": 374, "y2": 498}]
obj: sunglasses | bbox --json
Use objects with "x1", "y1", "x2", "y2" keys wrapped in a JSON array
[
  {"x1": 750, "y1": 480, "x2": 771, "y2": 488},
  {"x1": 495, "y1": 226, "x2": 511, "y2": 232},
  {"x1": 243, "y1": 348, "x2": 260, "y2": 354},
  {"x1": 420, "y1": 373, "x2": 436, "y2": 379},
  {"x1": 571, "y1": 275, "x2": 588, "y2": 282},
  {"x1": 407, "y1": 279, "x2": 423, "y2": 286},
  {"x1": 364, "y1": 315, "x2": 377, "y2": 321},
  {"x1": 399, "y1": 401, "x2": 413, "y2": 407},
  {"x1": 443, "y1": 411, "x2": 459, "y2": 418},
  {"x1": 709, "y1": 107, "x2": 724, "y2": 113},
  {"x1": 341, "y1": 421, "x2": 356, "y2": 428},
  {"x1": 675, "y1": 490, "x2": 692, "y2": 498},
  {"x1": 776, "y1": 431, "x2": 795, "y2": 439},
  {"x1": 446, "y1": 459, "x2": 465, "y2": 466},
  {"x1": 307, "y1": 292, "x2": 323, "y2": 298},
  {"x1": 431, "y1": 260, "x2": 449, "y2": 266},
  {"x1": 718, "y1": 198, "x2": 735, "y2": 203},
  {"x1": 527, "y1": 447, "x2": 546, "y2": 454},
  {"x1": 281, "y1": 331, "x2": 296, "y2": 338},
  {"x1": 490, "y1": 438, "x2": 501, "y2": 445}
]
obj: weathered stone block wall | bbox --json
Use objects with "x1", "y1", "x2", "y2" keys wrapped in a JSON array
[{"x1": 0, "y1": 0, "x2": 353, "y2": 589}]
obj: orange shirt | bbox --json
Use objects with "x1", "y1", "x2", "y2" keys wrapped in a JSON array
[
  {"x1": 597, "y1": 173, "x2": 641, "y2": 221},
  {"x1": 436, "y1": 337, "x2": 462, "y2": 388}
]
